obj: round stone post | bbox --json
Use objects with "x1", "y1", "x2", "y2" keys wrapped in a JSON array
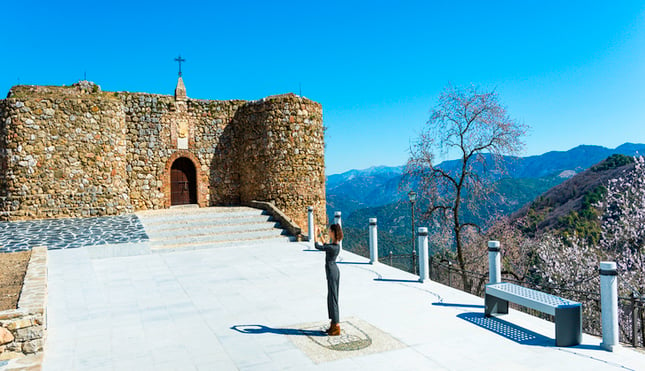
[
  {"x1": 307, "y1": 206, "x2": 315, "y2": 248},
  {"x1": 418, "y1": 227, "x2": 429, "y2": 283},
  {"x1": 334, "y1": 211, "x2": 343, "y2": 251},
  {"x1": 369, "y1": 218, "x2": 378, "y2": 264},
  {"x1": 488, "y1": 241, "x2": 501, "y2": 284},
  {"x1": 600, "y1": 261, "x2": 619, "y2": 352}
]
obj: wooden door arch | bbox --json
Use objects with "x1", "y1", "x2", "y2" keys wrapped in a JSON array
[{"x1": 170, "y1": 157, "x2": 197, "y2": 205}]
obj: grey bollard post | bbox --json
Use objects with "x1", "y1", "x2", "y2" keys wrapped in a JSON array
[
  {"x1": 307, "y1": 207, "x2": 315, "y2": 248},
  {"x1": 600, "y1": 261, "x2": 619, "y2": 351},
  {"x1": 369, "y1": 218, "x2": 378, "y2": 264},
  {"x1": 334, "y1": 211, "x2": 343, "y2": 251},
  {"x1": 488, "y1": 241, "x2": 501, "y2": 284},
  {"x1": 418, "y1": 227, "x2": 429, "y2": 282}
]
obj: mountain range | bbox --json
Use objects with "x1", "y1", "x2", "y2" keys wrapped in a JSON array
[{"x1": 327, "y1": 143, "x2": 645, "y2": 256}]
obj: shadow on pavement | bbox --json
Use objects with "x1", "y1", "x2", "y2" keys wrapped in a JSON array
[
  {"x1": 337, "y1": 261, "x2": 371, "y2": 265},
  {"x1": 230, "y1": 325, "x2": 327, "y2": 337},
  {"x1": 458, "y1": 312, "x2": 553, "y2": 346},
  {"x1": 373, "y1": 278, "x2": 419, "y2": 283},
  {"x1": 433, "y1": 302, "x2": 485, "y2": 309}
]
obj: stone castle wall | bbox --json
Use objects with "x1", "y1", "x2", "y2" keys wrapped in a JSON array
[
  {"x1": 0, "y1": 88, "x2": 131, "y2": 219},
  {"x1": 236, "y1": 94, "x2": 326, "y2": 231},
  {"x1": 0, "y1": 83, "x2": 326, "y2": 234}
]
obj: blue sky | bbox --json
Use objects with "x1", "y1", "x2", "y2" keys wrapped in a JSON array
[{"x1": 2, "y1": 1, "x2": 644, "y2": 175}]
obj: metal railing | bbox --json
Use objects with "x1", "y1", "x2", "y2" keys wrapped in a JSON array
[
  {"x1": 378, "y1": 252, "x2": 416, "y2": 274},
  {"x1": 355, "y1": 248, "x2": 645, "y2": 348},
  {"x1": 427, "y1": 257, "x2": 645, "y2": 348}
]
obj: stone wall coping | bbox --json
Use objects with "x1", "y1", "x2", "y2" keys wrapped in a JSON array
[
  {"x1": 246, "y1": 201, "x2": 302, "y2": 240},
  {"x1": 17, "y1": 246, "x2": 47, "y2": 316},
  {"x1": 0, "y1": 245, "x2": 47, "y2": 368},
  {"x1": 3, "y1": 87, "x2": 320, "y2": 108},
  {"x1": 260, "y1": 94, "x2": 321, "y2": 106}
]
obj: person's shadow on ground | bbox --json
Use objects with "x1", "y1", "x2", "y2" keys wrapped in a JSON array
[{"x1": 231, "y1": 324, "x2": 327, "y2": 337}]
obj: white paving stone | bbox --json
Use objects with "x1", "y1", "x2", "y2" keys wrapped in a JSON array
[{"x1": 42, "y1": 239, "x2": 645, "y2": 370}]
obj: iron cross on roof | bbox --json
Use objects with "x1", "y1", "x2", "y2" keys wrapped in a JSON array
[{"x1": 174, "y1": 55, "x2": 186, "y2": 77}]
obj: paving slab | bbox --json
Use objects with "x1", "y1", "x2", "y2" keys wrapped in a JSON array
[
  {"x1": 0, "y1": 214, "x2": 148, "y2": 252},
  {"x1": 41, "y1": 239, "x2": 645, "y2": 370}
]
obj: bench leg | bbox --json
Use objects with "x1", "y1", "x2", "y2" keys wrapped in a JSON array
[
  {"x1": 555, "y1": 305, "x2": 582, "y2": 347},
  {"x1": 485, "y1": 294, "x2": 508, "y2": 317}
]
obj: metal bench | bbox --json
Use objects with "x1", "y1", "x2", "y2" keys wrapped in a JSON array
[{"x1": 485, "y1": 282, "x2": 582, "y2": 347}]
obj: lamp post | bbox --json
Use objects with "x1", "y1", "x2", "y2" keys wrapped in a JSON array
[{"x1": 408, "y1": 190, "x2": 417, "y2": 274}]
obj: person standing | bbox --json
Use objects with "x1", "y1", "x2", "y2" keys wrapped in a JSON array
[{"x1": 315, "y1": 223, "x2": 343, "y2": 336}]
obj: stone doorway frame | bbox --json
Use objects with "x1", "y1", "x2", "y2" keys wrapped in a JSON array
[
  {"x1": 162, "y1": 151, "x2": 207, "y2": 208},
  {"x1": 170, "y1": 157, "x2": 197, "y2": 205}
]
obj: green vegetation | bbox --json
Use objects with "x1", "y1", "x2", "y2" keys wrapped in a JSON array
[
  {"x1": 520, "y1": 206, "x2": 550, "y2": 236},
  {"x1": 509, "y1": 154, "x2": 638, "y2": 245},
  {"x1": 591, "y1": 154, "x2": 633, "y2": 172},
  {"x1": 557, "y1": 185, "x2": 605, "y2": 244}
]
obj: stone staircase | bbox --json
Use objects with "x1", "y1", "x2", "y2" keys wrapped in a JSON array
[{"x1": 136, "y1": 206, "x2": 293, "y2": 252}]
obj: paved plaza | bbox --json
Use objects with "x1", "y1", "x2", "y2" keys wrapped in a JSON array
[{"x1": 41, "y1": 237, "x2": 645, "y2": 370}]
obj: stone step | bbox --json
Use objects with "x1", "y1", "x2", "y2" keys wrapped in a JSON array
[
  {"x1": 149, "y1": 227, "x2": 287, "y2": 246},
  {"x1": 148, "y1": 220, "x2": 282, "y2": 239},
  {"x1": 136, "y1": 206, "x2": 293, "y2": 251},
  {"x1": 142, "y1": 214, "x2": 274, "y2": 232},
  {"x1": 138, "y1": 207, "x2": 266, "y2": 226}
]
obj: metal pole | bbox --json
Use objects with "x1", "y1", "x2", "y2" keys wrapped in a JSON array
[
  {"x1": 411, "y1": 199, "x2": 416, "y2": 274},
  {"x1": 600, "y1": 261, "x2": 619, "y2": 352},
  {"x1": 369, "y1": 218, "x2": 378, "y2": 264},
  {"x1": 418, "y1": 227, "x2": 429, "y2": 282},
  {"x1": 334, "y1": 211, "x2": 342, "y2": 252},
  {"x1": 412, "y1": 250, "x2": 417, "y2": 275},
  {"x1": 641, "y1": 297, "x2": 645, "y2": 347},
  {"x1": 307, "y1": 206, "x2": 315, "y2": 249},
  {"x1": 633, "y1": 292, "x2": 638, "y2": 348}
]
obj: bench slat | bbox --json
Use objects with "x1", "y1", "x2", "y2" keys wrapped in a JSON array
[{"x1": 486, "y1": 282, "x2": 580, "y2": 316}]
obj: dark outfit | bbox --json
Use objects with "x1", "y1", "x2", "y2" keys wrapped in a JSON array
[{"x1": 315, "y1": 242, "x2": 340, "y2": 323}]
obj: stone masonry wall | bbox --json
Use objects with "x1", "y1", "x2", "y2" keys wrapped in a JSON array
[
  {"x1": 0, "y1": 85, "x2": 131, "y2": 219},
  {"x1": 121, "y1": 93, "x2": 248, "y2": 209},
  {"x1": 0, "y1": 83, "x2": 327, "y2": 235},
  {"x1": 236, "y1": 93, "x2": 326, "y2": 233}
]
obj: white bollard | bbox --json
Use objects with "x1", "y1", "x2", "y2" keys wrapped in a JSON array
[
  {"x1": 334, "y1": 211, "x2": 343, "y2": 251},
  {"x1": 369, "y1": 218, "x2": 378, "y2": 264},
  {"x1": 307, "y1": 206, "x2": 315, "y2": 248},
  {"x1": 418, "y1": 227, "x2": 429, "y2": 282},
  {"x1": 488, "y1": 241, "x2": 501, "y2": 284},
  {"x1": 600, "y1": 261, "x2": 619, "y2": 352}
]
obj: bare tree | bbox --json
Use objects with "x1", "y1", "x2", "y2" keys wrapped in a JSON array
[{"x1": 406, "y1": 84, "x2": 528, "y2": 292}]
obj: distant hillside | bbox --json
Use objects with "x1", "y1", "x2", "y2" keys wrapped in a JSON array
[
  {"x1": 326, "y1": 166, "x2": 404, "y2": 216},
  {"x1": 341, "y1": 174, "x2": 565, "y2": 256},
  {"x1": 328, "y1": 143, "x2": 645, "y2": 254},
  {"x1": 511, "y1": 154, "x2": 636, "y2": 243},
  {"x1": 327, "y1": 143, "x2": 645, "y2": 219}
]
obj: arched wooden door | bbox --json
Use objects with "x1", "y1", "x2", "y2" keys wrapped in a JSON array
[{"x1": 170, "y1": 157, "x2": 197, "y2": 205}]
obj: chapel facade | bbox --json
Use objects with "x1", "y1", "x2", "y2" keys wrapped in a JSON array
[{"x1": 0, "y1": 78, "x2": 326, "y2": 231}]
